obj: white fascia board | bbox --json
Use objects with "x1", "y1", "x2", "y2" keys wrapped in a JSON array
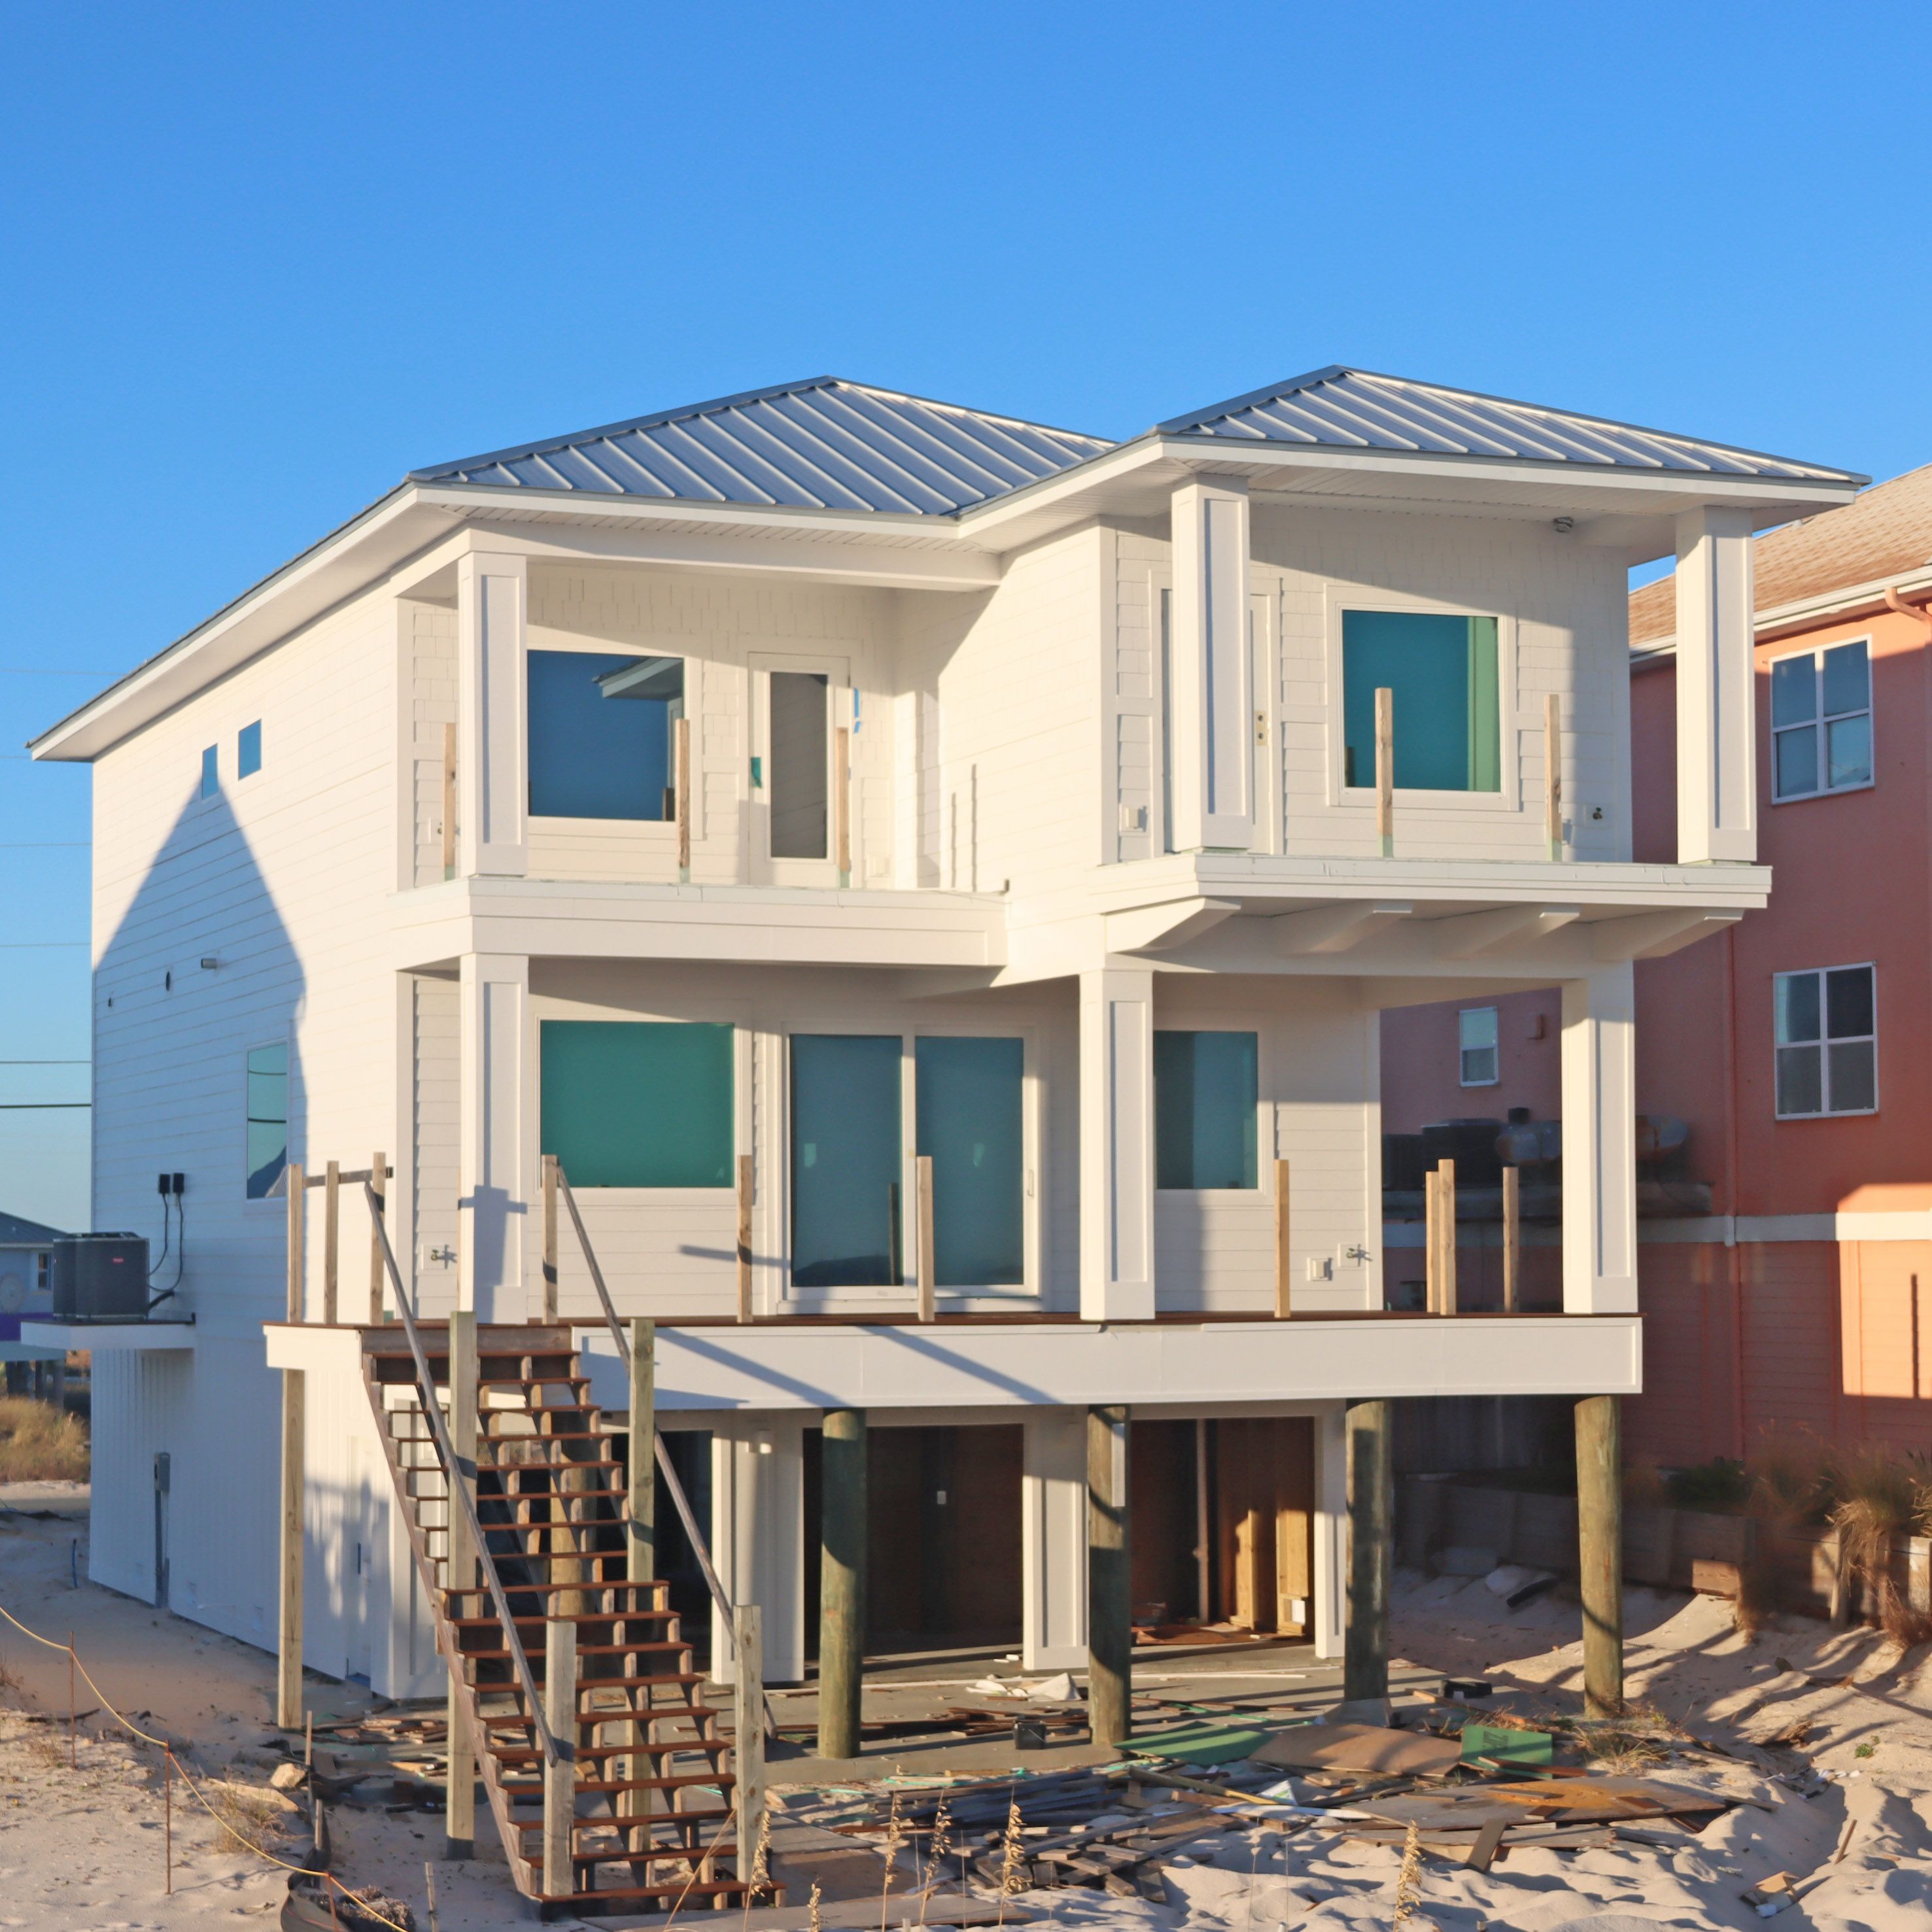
[
  {"x1": 957, "y1": 434, "x2": 1863, "y2": 551},
  {"x1": 386, "y1": 878, "x2": 1008, "y2": 974},
  {"x1": 31, "y1": 489, "x2": 460, "y2": 762},
  {"x1": 576, "y1": 1315, "x2": 1640, "y2": 1415},
  {"x1": 1632, "y1": 561, "x2": 1932, "y2": 659}
]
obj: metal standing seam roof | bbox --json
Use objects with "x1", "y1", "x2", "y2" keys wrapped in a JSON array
[
  {"x1": 409, "y1": 376, "x2": 1116, "y2": 517},
  {"x1": 1155, "y1": 366, "x2": 1865, "y2": 486}
]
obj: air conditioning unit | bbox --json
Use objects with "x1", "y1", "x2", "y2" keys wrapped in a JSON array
[{"x1": 50, "y1": 1233, "x2": 151, "y2": 1320}]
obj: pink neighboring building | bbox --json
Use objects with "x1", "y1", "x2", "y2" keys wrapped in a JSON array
[{"x1": 1383, "y1": 464, "x2": 1932, "y2": 1464}]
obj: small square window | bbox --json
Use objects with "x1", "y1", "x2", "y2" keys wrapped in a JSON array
[
  {"x1": 238, "y1": 721, "x2": 262, "y2": 778},
  {"x1": 199, "y1": 746, "x2": 218, "y2": 799},
  {"x1": 1342, "y1": 610, "x2": 1501, "y2": 793},
  {"x1": 1458, "y1": 1008, "x2": 1500, "y2": 1086},
  {"x1": 1774, "y1": 965, "x2": 1876, "y2": 1117},
  {"x1": 1154, "y1": 1031, "x2": 1258, "y2": 1188}
]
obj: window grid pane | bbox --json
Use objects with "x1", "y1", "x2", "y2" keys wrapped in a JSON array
[
  {"x1": 790, "y1": 1035, "x2": 902, "y2": 1286},
  {"x1": 1774, "y1": 725, "x2": 1818, "y2": 800},
  {"x1": 1775, "y1": 965, "x2": 1876, "y2": 1116},
  {"x1": 1774, "y1": 646, "x2": 1872, "y2": 799},
  {"x1": 1154, "y1": 1031, "x2": 1258, "y2": 1189}
]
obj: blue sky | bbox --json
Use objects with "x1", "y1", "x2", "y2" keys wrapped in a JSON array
[{"x1": 3, "y1": 3, "x2": 1928, "y2": 1228}]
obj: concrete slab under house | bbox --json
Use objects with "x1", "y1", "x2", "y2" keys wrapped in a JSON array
[{"x1": 26, "y1": 365, "x2": 1862, "y2": 1916}]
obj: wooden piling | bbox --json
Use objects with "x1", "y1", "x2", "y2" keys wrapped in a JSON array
[
  {"x1": 733, "y1": 1604, "x2": 766, "y2": 1892},
  {"x1": 1194, "y1": 1418, "x2": 1212, "y2": 1622},
  {"x1": 285, "y1": 1161, "x2": 305, "y2": 1322},
  {"x1": 444, "y1": 1309, "x2": 478, "y2": 1859},
  {"x1": 916, "y1": 1154, "x2": 936, "y2": 1322},
  {"x1": 817, "y1": 1408, "x2": 867, "y2": 1761},
  {"x1": 675, "y1": 716, "x2": 692, "y2": 877},
  {"x1": 1576, "y1": 1394, "x2": 1624, "y2": 1716},
  {"x1": 542, "y1": 1615, "x2": 578, "y2": 1900},
  {"x1": 1545, "y1": 691, "x2": 1563, "y2": 861},
  {"x1": 736, "y1": 1154, "x2": 753, "y2": 1324},
  {"x1": 1273, "y1": 1158, "x2": 1292, "y2": 1318},
  {"x1": 1502, "y1": 1165, "x2": 1521, "y2": 1313},
  {"x1": 321, "y1": 1161, "x2": 339, "y2": 1326},
  {"x1": 1343, "y1": 1397, "x2": 1391, "y2": 1702},
  {"x1": 277, "y1": 1368, "x2": 305, "y2": 1729},
  {"x1": 627, "y1": 1318, "x2": 655, "y2": 1583},
  {"x1": 1375, "y1": 686, "x2": 1394, "y2": 857},
  {"x1": 368, "y1": 1152, "x2": 387, "y2": 1324},
  {"x1": 1087, "y1": 1404, "x2": 1131, "y2": 1748},
  {"x1": 542, "y1": 1154, "x2": 560, "y2": 1324}
]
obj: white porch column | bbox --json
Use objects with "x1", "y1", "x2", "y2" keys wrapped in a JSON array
[
  {"x1": 1561, "y1": 965, "x2": 1638, "y2": 1315},
  {"x1": 1313, "y1": 1403, "x2": 1345, "y2": 1661},
  {"x1": 1168, "y1": 479, "x2": 1254, "y2": 852},
  {"x1": 708, "y1": 1419, "x2": 805, "y2": 1685},
  {"x1": 1673, "y1": 507, "x2": 1757, "y2": 865},
  {"x1": 456, "y1": 547, "x2": 528, "y2": 878},
  {"x1": 1079, "y1": 967, "x2": 1156, "y2": 1320},
  {"x1": 1021, "y1": 1409, "x2": 1088, "y2": 1670},
  {"x1": 458, "y1": 953, "x2": 530, "y2": 1322}
]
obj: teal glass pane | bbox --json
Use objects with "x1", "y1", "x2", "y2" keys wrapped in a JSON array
[
  {"x1": 238, "y1": 721, "x2": 262, "y2": 778},
  {"x1": 1821, "y1": 640, "x2": 1869, "y2": 717},
  {"x1": 1341, "y1": 611, "x2": 1500, "y2": 793},
  {"x1": 1774, "y1": 973, "x2": 1820, "y2": 1046},
  {"x1": 1154, "y1": 1031, "x2": 1258, "y2": 1190},
  {"x1": 916, "y1": 1037, "x2": 1024, "y2": 1286},
  {"x1": 200, "y1": 745, "x2": 218, "y2": 799},
  {"x1": 1770, "y1": 654, "x2": 1816, "y2": 727},
  {"x1": 540, "y1": 1020, "x2": 733, "y2": 1188},
  {"x1": 528, "y1": 650, "x2": 681, "y2": 820},
  {"x1": 245, "y1": 1043, "x2": 287, "y2": 1199},
  {"x1": 791, "y1": 1035, "x2": 902, "y2": 1286}
]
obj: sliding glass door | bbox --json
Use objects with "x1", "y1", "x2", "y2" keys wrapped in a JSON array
[{"x1": 790, "y1": 1035, "x2": 903, "y2": 1287}]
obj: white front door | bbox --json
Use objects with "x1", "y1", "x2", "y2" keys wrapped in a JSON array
[{"x1": 749, "y1": 651, "x2": 849, "y2": 886}]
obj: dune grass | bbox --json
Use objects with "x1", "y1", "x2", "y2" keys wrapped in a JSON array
[{"x1": 0, "y1": 1394, "x2": 88, "y2": 1483}]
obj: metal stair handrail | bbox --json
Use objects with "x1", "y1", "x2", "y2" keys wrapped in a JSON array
[
  {"x1": 365, "y1": 1180, "x2": 559, "y2": 1765},
  {"x1": 553, "y1": 1165, "x2": 738, "y2": 1643}
]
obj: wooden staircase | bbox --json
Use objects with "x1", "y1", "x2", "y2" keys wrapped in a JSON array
[{"x1": 360, "y1": 1322, "x2": 755, "y2": 1916}]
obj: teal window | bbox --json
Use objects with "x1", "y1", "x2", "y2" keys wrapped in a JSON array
[
  {"x1": 540, "y1": 1020, "x2": 733, "y2": 1187},
  {"x1": 528, "y1": 649, "x2": 683, "y2": 820},
  {"x1": 791, "y1": 1035, "x2": 901, "y2": 1287},
  {"x1": 246, "y1": 1043, "x2": 288, "y2": 1199},
  {"x1": 1342, "y1": 610, "x2": 1500, "y2": 793},
  {"x1": 916, "y1": 1037, "x2": 1024, "y2": 1286},
  {"x1": 200, "y1": 745, "x2": 218, "y2": 799},
  {"x1": 768, "y1": 671, "x2": 829, "y2": 859},
  {"x1": 238, "y1": 721, "x2": 262, "y2": 779},
  {"x1": 1772, "y1": 640, "x2": 1871, "y2": 801},
  {"x1": 1154, "y1": 1031, "x2": 1258, "y2": 1189}
]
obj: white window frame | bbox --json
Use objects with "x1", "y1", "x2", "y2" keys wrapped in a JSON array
[
  {"x1": 1458, "y1": 1007, "x2": 1500, "y2": 1088},
  {"x1": 1772, "y1": 962, "x2": 1878, "y2": 1120},
  {"x1": 748, "y1": 650, "x2": 850, "y2": 886},
  {"x1": 1324, "y1": 591, "x2": 1521, "y2": 814},
  {"x1": 523, "y1": 639, "x2": 688, "y2": 835},
  {"x1": 1769, "y1": 637, "x2": 1874, "y2": 804}
]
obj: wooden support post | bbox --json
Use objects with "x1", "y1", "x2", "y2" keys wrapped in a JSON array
[
  {"x1": 816, "y1": 1408, "x2": 867, "y2": 1761},
  {"x1": 1576, "y1": 1394, "x2": 1624, "y2": 1716},
  {"x1": 542, "y1": 1154, "x2": 560, "y2": 1324},
  {"x1": 1423, "y1": 1165, "x2": 1439, "y2": 1315},
  {"x1": 675, "y1": 715, "x2": 692, "y2": 878},
  {"x1": 736, "y1": 1154, "x2": 753, "y2": 1324},
  {"x1": 1194, "y1": 1417, "x2": 1211, "y2": 1622},
  {"x1": 733, "y1": 1604, "x2": 766, "y2": 1892},
  {"x1": 915, "y1": 1154, "x2": 936, "y2": 1322},
  {"x1": 1438, "y1": 1159, "x2": 1458, "y2": 1315},
  {"x1": 441, "y1": 721, "x2": 457, "y2": 880},
  {"x1": 1273, "y1": 1158, "x2": 1292, "y2": 1318},
  {"x1": 285, "y1": 1162, "x2": 305, "y2": 1322},
  {"x1": 443, "y1": 1309, "x2": 478, "y2": 1860},
  {"x1": 321, "y1": 1161, "x2": 339, "y2": 1326},
  {"x1": 1374, "y1": 685, "x2": 1394, "y2": 858},
  {"x1": 834, "y1": 725, "x2": 852, "y2": 883},
  {"x1": 368, "y1": 1152, "x2": 387, "y2": 1325},
  {"x1": 1087, "y1": 1404, "x2": 1131, "y2": 1748},
  {"x1": 277, "y1": 1369, "x2": 304, "y2": 1729},
  {"x1": 1343, "y1": 1397, "x2": 1391, "y2": 1702},
  {"x1": 542, "y1": 1614, "x2": 578, "y2": 1901},
  {"x1": 1502, "y1": 1165, "x2": 1521, "y2": 1314},
  {"x1": 1545, "y1": 691, "x2": 1563, "y2": 861},
  {"x1": 627, "y1": 1319, "x2": 655, "y2": 1583}
]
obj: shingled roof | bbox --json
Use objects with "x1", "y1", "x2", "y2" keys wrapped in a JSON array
[{"x1": 1630, "y1": 461, "x2": 1932, "y2": 645}]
